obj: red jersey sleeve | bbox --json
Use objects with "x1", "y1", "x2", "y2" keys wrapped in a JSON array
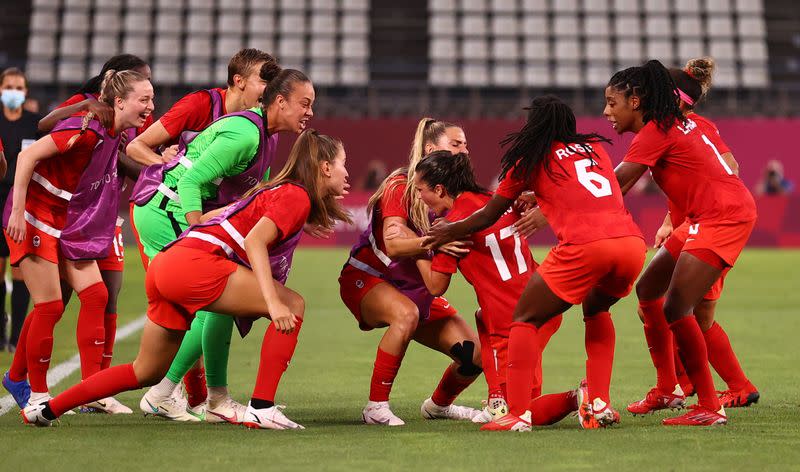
[
  {"x1": 379, "y1": 177, "x2": 409, "y2": 220},
  {"x1": 0, "y1": 137, "x2": 4, "y2": 153},
  {"x1": 623, "y1": 121, "x2": 673, "y2": 167},
  {"x1": 495, "y1": 168, "x2": 528, "y2": 200},
  {"x1": 431, "y1": 252, "x2": 458, "y2": 274},
  {"x1": 50, "y1": 129, "x2": 99, "y2": 154},
  {"x1": 56, "y1": 93, "x2": 91, "y2": 109},
  {"x1": 261, "y1": 185, "x2": 311, "y2": 241},
  {"x1": 159, "y1": 90, "x2": 215, "y2": 139}
]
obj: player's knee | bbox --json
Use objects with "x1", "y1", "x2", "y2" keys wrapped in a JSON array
[
  {"x1": 695, "y1": 299, "x2": 716, "y2": 331},
  {"x1": 662, "y1": 297, "x2": 690, "y2": 324},
  {"x1": 132, "y1": 362, "x2": 167, "y2": 387},
  {"x1": 636, "y1": 305, "x2": 646, "y2": 324},
  {"x1": 635, "y1": 279, "x2": 655, "y2": 301},
  {"x1": 392, "y1": 306, "x2": 419, "y2": 336},
  {"x1": 450, "y1": 340, "x2": 482, "y2": 377},
  {"x1": 288, "y1": 293, "x2": 305, "y2": 320}
]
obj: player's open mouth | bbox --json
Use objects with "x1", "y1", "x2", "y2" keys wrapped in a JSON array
[
  {"x1": 608, "y1": 120, "x2": 618, "y2": 130},
  {"x1": 299, "y1": 119, "x2": 308, "y2": 129}
]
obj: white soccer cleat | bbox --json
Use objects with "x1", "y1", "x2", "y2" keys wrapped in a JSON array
[
  {"x1": 83, "y1": 396, "x2": 133, "y2": 414},
  {"x1": 472, "y1": 406, "x2": 493, "y2": 424},
  {"x1": 139, "y1": 388, "x2": 199, "y2": 422},
  {"x1": 206, "y1": 396, "x2": 247, "y2": 424},
  {"x1": 186, "y1": 402, "x2": 206, "y2": 422},
  {"x1": 421, "y1": 397, "x2": 483, "y2": 422},
  {"x1": 362, "y1": 401, "x2": 405, "y2": 426},
  {"x1": 20, "y1": 403, "x2": 54, "y2": 427},
  {"x1": 27, "y1": 392, "x2": 75, "y2": 415},
  {"x1": 242, "y1": 403, "x2": 305, "y2": 430}
]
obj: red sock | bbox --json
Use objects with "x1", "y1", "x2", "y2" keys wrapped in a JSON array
[
  {"x1": 703, "y1": 322, "x2": 750, "y2": 391},
  {"x1": 476, "y1": 314, "x2": 503, "y2": 398},
  {"x1": 101, "y1": 313, "x2": 117, "y2": 370},
  {"x1": 8, "y1": 309, "x2": 34, "y2": 381},
  {"x1": 673, "y1": 336, "x2": 692, "y2": 393},
  {"x1": 431, "y1": 364, "x2": 477, "y2": 406},
  {"x1": 183, "y1": 365, "x2": 208, "y2": 407},
  {"x1": 584, "y1": 312, "x2": 615, "y2": 405},
  {"x1": 76, "y1": 282, "x2": 108, "y2": 380},
  {"x1": 531, "y1": 315, "x2": 563, "y2": 398},
  {"x1": 26, "y1": 300, "x2": 65, "y2": 392},
  {"x1": 640, "y1": 298, "x2": 678, "y2": 392},
  {"x1": 49, "y1": 364, "x2": 140, "y2": 416},
  {"x1": 669, "y1": 317, "x2": 721, "y2": 411},
  {"x1": 368, "y1": 346, "x2": 403, "y2": 402},
  {"x1": 529, "y1": 391, "x2": 577, "y2": 425},
  {"x1": 506, "y1": 321, "x2": 540, "y2": 416},
  {"x1": 251, "y1": 319, "x2": 303, "y2": 402}
]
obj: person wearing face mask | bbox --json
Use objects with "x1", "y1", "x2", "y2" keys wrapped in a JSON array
[
  {"x1": 1, "y1": 70, "x2": 154, "y2": 412},
  {"x1": 132, "y1": 69, "x2": 315, "y2": 425},
  {"x1": 0, "y1": 68, "x2": 39, "y2": 353}
]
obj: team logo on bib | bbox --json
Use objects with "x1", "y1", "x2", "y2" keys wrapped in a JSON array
[
  {"x1": 356, "y1": 280, "x2": 364, "y2": 289},
  {"x1": 32, "y1": 236, "x2": 41, "y2": 247}
]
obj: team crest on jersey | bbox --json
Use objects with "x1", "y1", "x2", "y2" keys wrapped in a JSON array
[
  {"x1": 32, "y1": 235, "x2": 41, "y2": 247},
  {"x1": 356, "y1": 279, "x2": 365, "y2": 289}
]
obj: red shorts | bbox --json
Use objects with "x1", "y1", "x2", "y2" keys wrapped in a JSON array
[
  {"x1": 97, "y1": 223, "x2": 124, "y2": 272},
  {"x1": 664, "y1": 221, "x2": 731, "y2": 301},
  {"x1": 339, "y1": 263, "x2": 457, "y2": 331},
  {"x1": 145, "y1": 243, "x2": 237, "y2": 331},
  {"x1": 537, "y1": 236, "x2": 646, "y2": 305},
  {"x1": 5, "y1": 215, "x2": 63, "y2": 266},
  {"x1": 667, "y1": 219, "x2": 755, "y2": 269}
]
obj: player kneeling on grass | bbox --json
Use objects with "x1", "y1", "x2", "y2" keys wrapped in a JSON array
[{"x1": 21, "y1": 130, "x2": 351, "y2": 429}]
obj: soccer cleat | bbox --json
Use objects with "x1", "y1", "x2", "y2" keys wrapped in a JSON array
[
  {"x1": 718, "y1": 386, "x2": 760, "y2": 409},
  {"x1": 362, "y1": 401, "x2": 405, "y2": 426},
  {"x1": 3, "y1": 371, "x2": 31, "y2": 408},
  {"x1": 27, "y1": 392, "x2": 75, "y2": 415},
  {"x1": 662, "y1": 404, "x2": 727, "y2": 426},
  {"x1": 139, "y1": 389, "x2": 199, "y2": 422},
  {"x1": 20, "y1": 403, "x2": 55, "y2": 427},
  {"x1": 81, "y1": 397, "x2": 133, "y2": 414},
  {"x1": 206, "y1": 396, "x2": 247, "y2": 424},
  {"x1": 626, "y1": 386, "x2": 686, "y2": 415},
  {"x1": 480, "y1": 411, "x2": 532, "y2": 432},
  {"x1": 576, "y1": 385, "x2": 619, "y2": 429},
  {"x1": 242, "y1": 403, "x2": 305, "y2": 430},
  {"x1": 420, "y1": 397, "x2": 482, "y2": 422},
  {"x1": 186, "y1": 402, "x2": 206, "y2": 421}
]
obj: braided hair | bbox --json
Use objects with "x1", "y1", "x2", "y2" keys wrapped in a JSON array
[
  {"x1": 607, "y1": 60, "x2": 685, "y2": 132},
  {"x1": 499, "y1": 95, "x2": 611, "y2": 183}
]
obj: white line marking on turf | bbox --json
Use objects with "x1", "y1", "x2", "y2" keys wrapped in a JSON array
[{"x1": 0, "y1": 315, "x2": 146, "y2": 416}]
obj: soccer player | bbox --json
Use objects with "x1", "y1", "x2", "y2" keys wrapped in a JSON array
[
  {"x1": 606, "y1": 60, "x2": 757, "y2": 426},
  {"x1": 2, "y1": 70, "x2": 154, "y2": 411},
  {"x1": 132, "y1": 69, "x2": 312, "y2": 424},
  {"x1": 410, "y1": 150, "x2": 580, "y2": 428},
  {"x1": 34, "y1": 55, "x2": 154, "y2": 414},
  {"x1": 339, "y1": 118, "x2": 484, "y2": 426},
  {"x1": 21, "y1": 130, "x2": 351, "y2": 429},
  {"x1": 127, "y1": 50, "x2": 278, "y2": 418},
  {"x1": 426, "y1": 96, "x2": 646, "y2": 431}
]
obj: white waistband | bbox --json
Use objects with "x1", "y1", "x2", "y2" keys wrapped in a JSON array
[
  {"x1": 184, "y1": 231, "x2": 234, "y2": 257},
  {"x1": 24, "y1": 211, "x2": 62, "y2": 238},
  {"x1": 347, "y1": 257, "x2": 383, "y2": 278},
  {"x1": 220, "y1": 220, "x2": 245, "y2": 250},
  {"x1": 32, "y1": 172, "x2": 73, "y2": 201}
]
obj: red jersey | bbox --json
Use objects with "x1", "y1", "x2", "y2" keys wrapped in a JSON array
[
  {"x1": 624, "y1": 119, "x2": 756, "y2": 223},
  {"x1": 496, "y1": 141, "x2": 642, "y2": 245},
  {"x1": 58, "y1": 93, "x2": 153, "y2": 137},
  {"x1": 350, "y1": 174, "x2": 412, "y2": 275},
  {"x1": 159, "y1": 88, "x2": 227, "y2": 144},
  {"x1": 0, "y1": 137, "x2": 4, "y2": 152},
  {"x1": 432, "y1": 191, "x2": 535, "y2": 319},
  {"x1": 180, "y1": 183, "x2": 309, "y2": 266}
]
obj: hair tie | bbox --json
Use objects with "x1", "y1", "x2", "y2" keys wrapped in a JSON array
[{"x1": 683, "y1": 67, "x2": 698, "y2": 81}]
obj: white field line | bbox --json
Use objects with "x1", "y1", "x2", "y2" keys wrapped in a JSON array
[{"x1": 0, "y1": 315, "x2": 146, "y2": 416}]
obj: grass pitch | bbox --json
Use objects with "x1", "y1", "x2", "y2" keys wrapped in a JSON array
[{"x1": 1, "y1": 247, "x2": 798, "y2": 471}]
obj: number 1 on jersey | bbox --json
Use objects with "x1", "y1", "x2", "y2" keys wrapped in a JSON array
[{"x1": 485, "y1": 224, "x2": 528, "y2": 281}]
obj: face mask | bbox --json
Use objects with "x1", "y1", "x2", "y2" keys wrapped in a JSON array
[{"x1": 1, "y1": 89, "x2": 26, "y2": 110}]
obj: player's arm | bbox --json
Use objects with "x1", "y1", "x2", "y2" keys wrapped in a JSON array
[
  {"x1": 199, "y1": 205, "x2": 228, "y2": 223},
  {"x1": 654, "y1": 212, "x2": 673, "y2": 248},
  {"x1": 424, "y1": 194, "x2": 513, "y2": 248},
  {"x1": 614, "y1": 162, "x2": 649, "y2": 196},
  {"x1": 38, "y1": 99, "x2": 114, "y2": 133},
  {"x1": 722, "y1": 152, "x2": 739, "y2": 176},
  {"x1": 0, "y1": 150, "x2": 6, "y2": 179},
  {"x1": 243, "y1": 216, "x2": 298, "y2": 334},
  {"x1": 6, "y1": 135, "x2": 64, "y2": 242},
  {"x1": 382, "y1": 216, "x2": 427, "y2": 258},
  {"x1": 117, "y1": 149, "x2": 145, "y2": 181},
  {"x1": 126, "y1": 121, "x2": 176, "y2": 166},
  {"x1": 384, "y1": 219, "x2": 470, "y2": 258},
  {"x1": 415, "y1": 259, "x2": 452, "y2": 297}
]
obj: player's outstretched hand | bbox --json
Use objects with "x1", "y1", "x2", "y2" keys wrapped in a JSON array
[
  {"x1": 513, "y1": 191, "x2": 538, "y2": 213},
  {"x1": 86, "y1": 100, "x2": 115, "y2": 130},
  {"x1": 304, "y1": 223, "x2": 334, "y2": 239},
  {"x1": 160, "y1": 145, "x2": 179, "y2": 163},
  {"x1": 653, "y1": 221, "x2": 673, "y2": 248},
  {"x1": 513, "y1": 207, "x2": 547, "y2": 237},
  {"x1": 439, "y1": 240, "x2": 472, "y2": 257},
  {"x1": 423, "y1": 218, "x2": 458, "y2": 249},
  {"x1": 269, "y1": 301, "x2": 298, "y2": 334}
]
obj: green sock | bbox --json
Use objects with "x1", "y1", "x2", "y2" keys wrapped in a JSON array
[
  {"x1": 201, "y1": 312, "x2": 234, "y2": 387},
  {"x1": 165, "y1": 312, "x2": 206, "y2": 383}
]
